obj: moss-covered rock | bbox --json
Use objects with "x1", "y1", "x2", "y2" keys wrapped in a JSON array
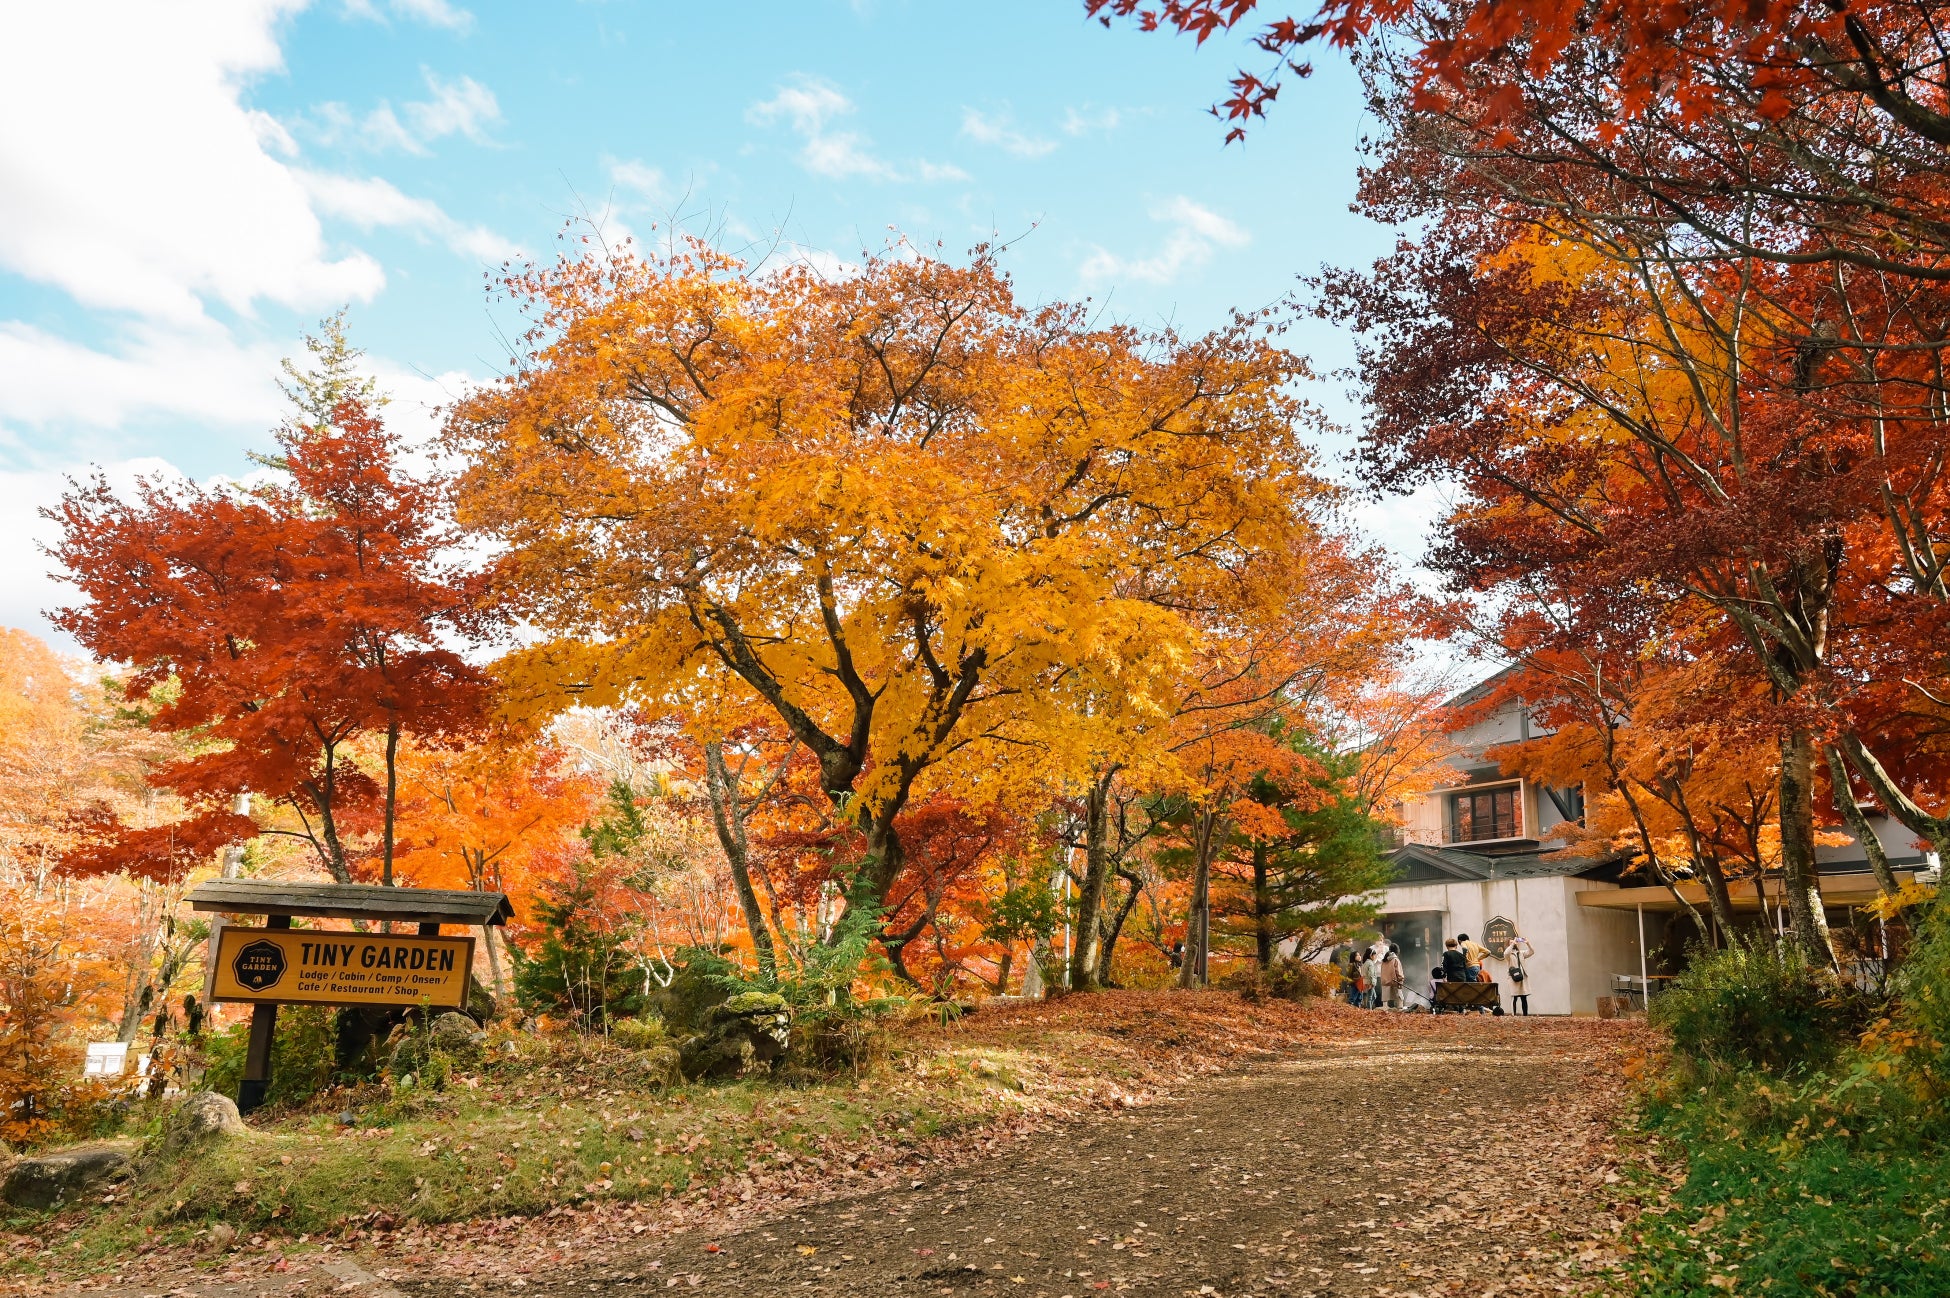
[
  {"x1": 678, "y1": 992, "x2": 791, "y2": 1080},
  {"x1": 1, "y1": 1143, "x2": 134, "y2": 1210},
  {"x1": 160, "y1": 1093, "x2": 247, "y2": 1154}
]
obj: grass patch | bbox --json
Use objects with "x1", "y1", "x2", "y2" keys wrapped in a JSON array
[
  {"x1": 6, "y1": 1026, "x2": 1004, "y2": 1282},
  {"x1": 1627, "y1": 1071, "x2": 1950, "y2": 1296}
]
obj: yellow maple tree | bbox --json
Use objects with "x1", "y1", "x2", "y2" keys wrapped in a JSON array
[{"x1": 448, "y1": 239, "x2": 1331, "y2": 938}]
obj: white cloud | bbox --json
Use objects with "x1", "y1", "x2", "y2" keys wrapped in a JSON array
[
  {"x1": 0, "y1": 0, "x2": 383, "y2": 323},
  {"x1": 390, "y1": 0, "x2": 472, "y2": 29},
  {"x1": 960, "y1": 108, "x2": 1056, "y2": 159},
  {"x1": 1062, "y1": 106, "x2": 1123, "y2": 136},
  {"x1": 298, "y1": 171, "x2": 524, "y2": 263},
  {"x1": 403, "y1": 72, "x2": 499, "y2": 144},
  {"x1": 305, "y1": 69, "x2": 502, "y2": 155},
  {"x1": 340, "y1": 0, "x2": 473, "y2": 31},
  {"x1": 0, "y1": 313, "x2": 475, "y2": 467},
  {"x1": 0, "y1": 321, "x2": 284, "y2": 432},
  {"x1": 607, "y1": 159, "x2": 667, "y2": 205},
  {"x1": 750, "y1": 79, "x2": 896, "y2": 180},
  {"x1": 748, "y1": 77, "x2": 964, "y2": 184},
  {"x1": 1078, "y1": 196, "x2": 1250, "y2": 285},
  {"x1": 0, "y1": 459, "x2": 179, "y2": 650}
]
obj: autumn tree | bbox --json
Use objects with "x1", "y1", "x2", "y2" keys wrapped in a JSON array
[
  {"x1": 1084, "y1": 0, "x2": 1950, "y2": 197},
  {"x1": 52, "y1": 323, "x2": 493, "y2": 885},
  {"x1": 1208, "y1": 726, "x2": 1391, "y2": 966},
  {"x1": 1093, "y1": 0, "x2": 1950, "y2": 899},
  {"x1": 449, "y1": 238, "x2": 1332, "y2": 958},
  {"x1": 389, "y1": 733, "x2": 598, "y2": 995}
]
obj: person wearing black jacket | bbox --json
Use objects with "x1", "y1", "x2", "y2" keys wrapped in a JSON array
[{"x1": 1440, "y1": 938, "x2": 1471, "y2": 983}]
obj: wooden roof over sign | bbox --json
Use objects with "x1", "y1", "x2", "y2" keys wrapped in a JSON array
[{"x1": 188, "y1": 879, "x2": 515, "y2": 926}]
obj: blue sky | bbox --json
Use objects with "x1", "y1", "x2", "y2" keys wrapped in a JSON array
[{"x1": 0, "y1": 0, "x2": 1437, "y2": 649}]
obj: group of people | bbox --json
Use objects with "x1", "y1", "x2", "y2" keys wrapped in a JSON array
[
  {"x1": 1329, "y1": 931, "x2": 1536, "y2": 1015},
  {"x1": 1331, "y1": 941, "x2": 1407, "y2": 1010}
]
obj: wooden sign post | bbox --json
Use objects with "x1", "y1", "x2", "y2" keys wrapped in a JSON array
[{"x1": 190, "y1": 881, "x2": 513, "y2": 1115}]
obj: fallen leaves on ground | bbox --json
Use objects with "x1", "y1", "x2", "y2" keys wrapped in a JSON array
[{"x1": 10, "y1": 995, "x2": 1650, "y2": 1297}]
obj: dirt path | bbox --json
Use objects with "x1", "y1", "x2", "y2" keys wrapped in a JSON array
[{"x1": 400, "y1": 1017, "x2": 1633, "y2": 1298}]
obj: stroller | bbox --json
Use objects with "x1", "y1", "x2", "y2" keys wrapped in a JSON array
[{"x1": 1399, "y1": 968, "x2": 1442, "y2": 1013}]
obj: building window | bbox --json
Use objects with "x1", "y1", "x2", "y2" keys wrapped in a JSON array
[{"x1": 1452, "y1": 785, "x2": 1520, "y2": 842}]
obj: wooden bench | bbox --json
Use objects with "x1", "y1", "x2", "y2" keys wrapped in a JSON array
[{"x1": 1433, "y1": 980, "x2": 1501, "y2": 1013}]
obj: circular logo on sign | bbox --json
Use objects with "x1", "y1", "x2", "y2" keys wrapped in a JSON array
[{"x1": 232, "y1": 939, "x2": 288, "y2": 992}]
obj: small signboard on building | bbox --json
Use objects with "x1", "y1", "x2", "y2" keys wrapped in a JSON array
[
  {"x1": 1483, "y1": 914, "x2": 1517, "y2": 959},
  {"x1": 208, "y1": 927, "x2": 474, "y2": 1009}
]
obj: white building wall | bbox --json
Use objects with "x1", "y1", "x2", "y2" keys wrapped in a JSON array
[
  {"x1": 1562, "y1": 879, "x2": 1646, "y2": 1015},
  {"x1": 1373, "y1": 874, "x2": 1642, "y2": 1015}
]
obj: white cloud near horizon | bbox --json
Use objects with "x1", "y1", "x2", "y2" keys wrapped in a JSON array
[
  {"x1": 0, "y1": 0, "x2": 383, "y2": 324},
  {"x1": 960, "y1": 107, "x2": 1057, "y2": 158},
  {"x1": 608, "y1": 159, "x2": 668, "y2": 204},
  {"x1": 749, "y1": 78, "x2": 968, "y2": 184},
  {"x1": 1078, "y1": 196, "x2": 1249, "y2": 285},
  {"x1": 0, "y1": 323, "x2": 285, "y2": 434}
]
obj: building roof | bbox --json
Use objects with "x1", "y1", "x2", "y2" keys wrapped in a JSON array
[
  {"x1": 1385, "y1": 842, "x2": 1629, "y2": 886},
  {"x1": 1438, "y1": 663, "x2": 1523, "y2": 714}
]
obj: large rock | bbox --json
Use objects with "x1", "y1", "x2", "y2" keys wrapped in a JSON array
[
  {"x1": 162, "y1": 1091, "x2": 247, "y2": 1153},
  {"x1": 389, "y1": 1011, "x2": 484, "y2": 1079},
  {"x1": 3, "y1": 1144, "x2": 133, "y2": 1209},
  {"x1": 428, "y1": 1010, "x2": 485, "y2": 1051},
  {"x1": 678, "y1": 992, "x2": 791, "y2": 1080}
]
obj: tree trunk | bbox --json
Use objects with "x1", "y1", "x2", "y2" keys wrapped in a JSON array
[
  {"x1": 1021, "y1": 938, "x2": 1047, "y2": 999},
  {"x1": 1779, "y1": 729, "x2": 1835, "y2": 964},
  {"x1": 1097, "y1": 868, "x2": 1145, "y2": 985},
  {"x1": 1252, "y1": 842, "x2": 1275, "y2": 968},
  {"x1": 1069, "y1": 770, "x2": 1116, "y2": 991},
  {"x1": 831, "y1": 805, "x2": 908, "y2": 946},
  {"x1": 1838, "y1": 730, "x2": 1950, "y2": 864},
  {"x1": 483, "y1": 925, "x2": 509, "y2": 1002},
  {"x1": 1825, "y1": 744, "x2": 1901, "y2": 898},
  {"x1": 382, "y1": 720, "x2": 400, "y2": 886},
  {"x1": 1178, "y1": 810, "x2": 1216, "y2": 989},
  {"x1": 1693, "y1": 852, "x2": 1738, "y2": 941},
  {"x1": 704, "y1": 741, "x2": 779, "y2": 980}
]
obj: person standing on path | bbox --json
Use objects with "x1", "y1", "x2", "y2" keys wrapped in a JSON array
[
  {"x1": 1330, "y1": 939, "x2": 1354, "y2": 1000},
  {"x1": 1378, "y1": 943, "x2": 1404, "y2": 1010},
  {"x1": 1458, "y1": 933, "x2": 1490, "y2": 981},
  {"x1": 1505, "y1": 933, "x2": 1535, "y2": 1015},
  {"x1": 1359, "y1": 947, "x2": 1380, "y2": 1009},
  {"x1": 1441, "y1": 938, "x2": 1470, "y2": 984}
]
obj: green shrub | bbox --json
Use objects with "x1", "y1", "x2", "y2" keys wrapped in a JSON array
[
  {"x1": 1653, "y1": 934, "x2": 1872, "y2": 1074},
  {"x1": 199, "y1": 1005, "x2": 340, "y2": 1108},
  {"x1": 1894, "y1": 898, "x2": 1950, "y2": 1071},
  {"x1": 510, "y1": 866, "x2": 650, "y2": 1027},
  {"x1": 609, "y1": 1015, "x2": 672, "y2": 1051}
]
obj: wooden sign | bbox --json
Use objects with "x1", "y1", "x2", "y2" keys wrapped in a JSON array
[
  {"x1": 1483, "y1": 914, "x2": 1517, "y2": 960},
  {"x1": 209, "y1": 927, "x2": 474, "y2": 1009}
]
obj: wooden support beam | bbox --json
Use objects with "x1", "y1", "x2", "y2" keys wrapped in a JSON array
[{"x1": 236, "y1": 913, "x2": 291, "y2": 1115}]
